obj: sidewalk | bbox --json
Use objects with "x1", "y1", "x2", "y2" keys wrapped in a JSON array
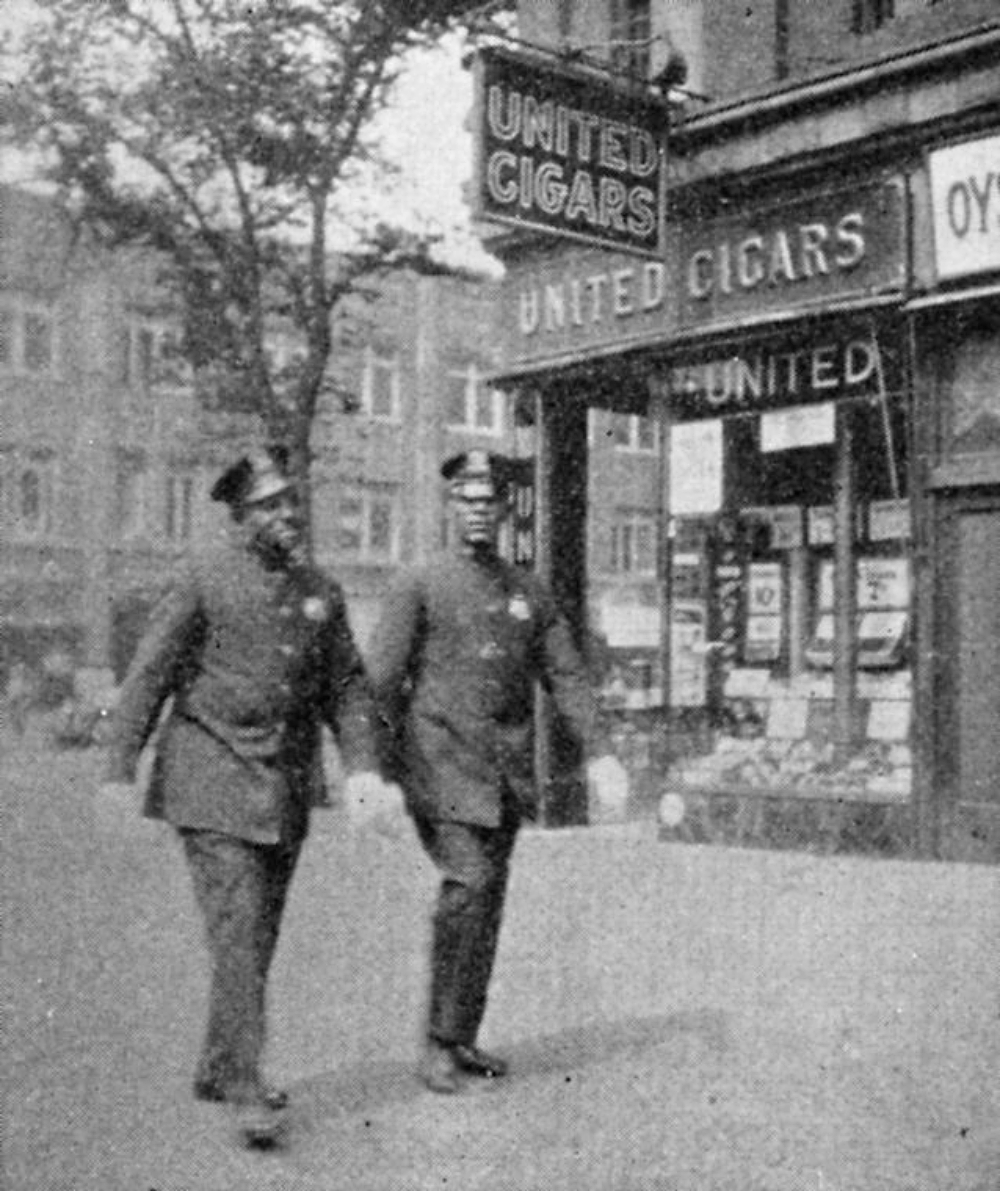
[{"x1": 3, "y1": 738, "x2": 999, "y2": 1190}]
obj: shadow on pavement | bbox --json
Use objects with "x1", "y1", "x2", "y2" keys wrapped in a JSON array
[{"x1": 292, "y1": 1007, "x2": 731, "y2": 1127}]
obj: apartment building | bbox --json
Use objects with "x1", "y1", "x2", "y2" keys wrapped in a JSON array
[{"x1": 0, "y1": 185, "x2": 513, "y2": 686}]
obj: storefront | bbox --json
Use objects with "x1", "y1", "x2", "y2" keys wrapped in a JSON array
[
  {"x1": 477, "y1": 34, "x2": 1000, "y2": 861},
  {"x1": 496, "y1": 170, "x2": 917, "y2": 852},
  {"x1": 649, "y1": 174, "x2": 912, "y2": 852}
]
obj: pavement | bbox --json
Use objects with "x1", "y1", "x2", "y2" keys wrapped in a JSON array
[{"x1": 3, "y1": 721, "x2": 999, "y2": 1191}]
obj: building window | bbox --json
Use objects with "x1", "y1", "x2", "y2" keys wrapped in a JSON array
[
  {"x1": 0, "y1": 307, "x2": 12, "y2": 368},
  {"x1": 164, "y1": 473, "x2": 195, "y2": 545},
  {"x1": 24, "y1": 311, "x2": 53, "y2": 372},
  {"x1": 609, "y1": 513, "x2": 657, "y2": 576},
  {"x1": 362, "y1": 349, "x2": 401, "y2": 421},
  {"x1": 611, "y1": 413, "x2": 658, "y2": 452},
  {"x1": 853, "y1": 0, "x2": 894, "y2": 33},
  {"x1": 445, "y1": 365, "x2": 504, "y2": 435},
  {"x1": 122, "y1": 319, "x2": 187, "y2": 391},
  {"x1": 610, "y1": 0, "x2": 651, "y2": 77},
  {"x1": 115, "y1": 453, "x2": 149, "y2": 541},
  {"x1": 0, "y1": 302, "x2": 57, "y2": 374},
  {"x1": 9, "y1": 455, "x2": 56, "y2": 539},
  {"x1": 337, "y1": 484, "x2": 400, "y2": 562}
]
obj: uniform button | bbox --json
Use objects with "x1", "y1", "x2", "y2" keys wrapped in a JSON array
[
  {"x1": 278, "y1": 605, "x2": 292, "y2": 618},
  {"x1": 279, "y1": 682, "x2": 291, "y2": 695},
  {"x1": 279, "y1": 643, "x2": 294, "y2": 656}
]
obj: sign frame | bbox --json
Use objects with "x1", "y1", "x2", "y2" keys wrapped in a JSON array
[
  {"x1": 472, "y1": 45, "x2": 668, "y2": 259},
  {"x1": 928, "y1": 131, "x2": 1000, "y2": 282}
]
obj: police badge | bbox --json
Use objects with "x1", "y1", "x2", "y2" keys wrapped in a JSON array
[
  {"x1": 508, "y1": 594, "x2": 530, "y2": 621},
  {"x1": 302, "y1": 596, "x2": 328, "y2": 622}
]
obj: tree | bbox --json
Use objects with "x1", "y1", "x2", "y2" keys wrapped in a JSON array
[{"x1": 3, "y1": 0, "x2": 502, "y2": 520}]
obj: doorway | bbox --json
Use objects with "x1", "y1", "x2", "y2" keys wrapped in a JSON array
[{"x1": 933, "y1": 489, "x2": 1000, "y2": 862}]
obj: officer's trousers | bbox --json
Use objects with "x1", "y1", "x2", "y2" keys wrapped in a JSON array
[
  {"x1": 179, "y1": 829, "x2": 301, "y2": 1103},
  {"x1": 414, "y1": 808, "x2": 519, "y2": 1047}
]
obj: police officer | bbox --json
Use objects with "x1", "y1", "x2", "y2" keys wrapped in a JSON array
[
  {"x1": 367, "y1": 449, "x2": 597, "y2": 1094},
  {"x1": 104, "y1": 444, "x2": 387, "y2": 1146}
]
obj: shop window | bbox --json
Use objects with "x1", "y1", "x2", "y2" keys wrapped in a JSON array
[
  {"x1": 609, "y1": 514, "x2": 657, "y2": 576},
  {"x1": 337, "y1": 484, "x2": 400, "y2": 562},
  {"x1": 362, "y1": 349, "x2": 401, "y2": 421},
  {"x1": 610, "y1": 0, "x2": 651, "y2": 76},
  {"x1": 853, "y1": 0, "x2": 894, "y2": 33},
  {"x1": 445, "y1": 365, "x2": 504, "y2": 435}
]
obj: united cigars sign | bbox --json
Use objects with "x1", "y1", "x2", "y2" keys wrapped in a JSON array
[{"x1": 473, "y1": 46, "x2": 666, "y2": 256}]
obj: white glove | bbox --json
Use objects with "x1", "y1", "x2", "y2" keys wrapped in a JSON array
[
  {"x1": 342, "y1": 771, "x2": 408, "y2": 840},
  {"x1": 586, "y1": 754, "x2": 630, "y2": 824}
]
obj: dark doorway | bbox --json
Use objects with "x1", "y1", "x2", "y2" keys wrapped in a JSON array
[{"x1": 934, "y1": 490, "x2": 1000, "y2": 862}]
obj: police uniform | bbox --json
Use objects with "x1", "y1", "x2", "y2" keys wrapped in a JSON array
[
  {"x1": 367, "y1": 450, "x2": 594, "y2": 1089},
  {"x1": 108, "y1": 447, "x2": 376, "y2": 1117}
]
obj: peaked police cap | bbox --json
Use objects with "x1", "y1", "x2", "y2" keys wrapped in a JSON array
[{"x1": 210, "y1": 443, "x2": 295, "y2": 506}]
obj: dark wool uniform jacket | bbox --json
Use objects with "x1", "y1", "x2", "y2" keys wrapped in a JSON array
[
  {"x1": 107, "y1": 541, "x2": 377, "y2": 845},
  {"x1": 366, "y1": 549, "x2": 595, "y2": 828}
]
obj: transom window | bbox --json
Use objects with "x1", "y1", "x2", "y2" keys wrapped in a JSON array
[{"x1": 611, "y1": 413, "x2": 658, "y2": 452}]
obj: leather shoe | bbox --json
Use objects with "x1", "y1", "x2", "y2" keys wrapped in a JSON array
[
  {"x1": 452, "y1": 1043, "x2": 508, "y2": 1079},
  {"x1": 420, "y1": 1041, "x2": 461, "y2": 1094},
  {"x1": 234, "y1": 1103, "x2": 285, "y2": 1149},
  {"x1": 194, "y1": 1080, "x2": 288, "y2": 1110}
]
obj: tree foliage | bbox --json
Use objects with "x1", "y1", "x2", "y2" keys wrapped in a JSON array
[{"x1": 4, "y1": 0, "x2": 499, "y2": 482}]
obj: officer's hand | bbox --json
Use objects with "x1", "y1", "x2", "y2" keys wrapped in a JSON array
[
  {"x1": 94, "y1": 780, "x2": 142, "y2": 837},
  {"x1": 586, "y1": 753, "x2": 630, "y2": 824},
  {"x1": 343, "y1": 771, "x2": 408, "y2": 840}
]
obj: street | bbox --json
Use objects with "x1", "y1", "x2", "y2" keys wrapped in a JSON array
[{"x1": 3, "y1": 721, "x2": 999, "y2": 1191}]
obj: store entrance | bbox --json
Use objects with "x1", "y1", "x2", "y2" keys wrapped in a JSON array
[{"x1": 934, "y1": 490, "x2": 1000, "y2": 863}]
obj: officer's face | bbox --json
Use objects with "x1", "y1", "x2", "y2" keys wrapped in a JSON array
[
  {"x1": 453, "y1": 480, "x2": 503, "y2": 548},
  {"x1": 241, "y1": 487, "x2": 302, "y2": 558}
]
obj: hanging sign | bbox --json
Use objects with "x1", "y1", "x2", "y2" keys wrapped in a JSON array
[{"x1": 472, "y1": 46, "x2": 667, "y2": 256}]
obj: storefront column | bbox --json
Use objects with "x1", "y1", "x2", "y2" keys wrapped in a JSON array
[
  {"x1": 535, "y1": 387, "x2": 589, "y2": 827},
  {"x1": 654, "y1": 390, "x2": 674, "y2": 714},
  {"x1": 833, "y1": 403, "x2": 859, "y2": 761},
  {"x1": 787, "y1": 545, "x2": 810, "y2": 677}
]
